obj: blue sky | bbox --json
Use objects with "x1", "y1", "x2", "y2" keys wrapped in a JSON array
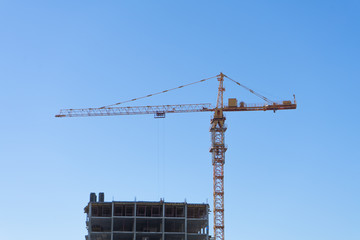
[{"x1": 0, "y1": 1, "x2": 359, "y2": 240}]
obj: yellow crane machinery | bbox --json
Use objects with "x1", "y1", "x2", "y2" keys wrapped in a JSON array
[{"x1": 56, "y1": 73, "x2": 297, "y2": 240}]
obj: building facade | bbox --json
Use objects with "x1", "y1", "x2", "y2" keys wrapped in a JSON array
[{"x1": 85, "y1": 193, "x2": 210, "y2": 240}]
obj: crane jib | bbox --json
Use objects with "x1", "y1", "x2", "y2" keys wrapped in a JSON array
[{"x1": 55, "y1": 103, "x2": 214, "y2": 118}]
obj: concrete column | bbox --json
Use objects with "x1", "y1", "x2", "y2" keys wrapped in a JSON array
[
  {"x1": 206, "y1": 204, "x2": 209, "y2": 236},
  {"x1": 162, "y1": 202, "x2": 165, "y2": 240},
  {"x1": 134, "y1": 201, "x2": 137, "y2": 240},
  {"x1": 89, "y1": 203, "x2": 92, "y2": 240},
  {"x1": 111, "y1": 202, "x2": 114, "y2": 240},
  {"x1": 185, "y1": 203, "x2": 187, "y2": 240}
]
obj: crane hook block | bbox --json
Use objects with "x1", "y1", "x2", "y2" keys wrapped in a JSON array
[{"x1": 154, "y1": 112, "x2": 166, "y2": 118}]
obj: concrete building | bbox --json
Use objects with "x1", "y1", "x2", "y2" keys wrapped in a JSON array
[{"x1": 85, "y1": 193, "x2": 210, "y2": 240}]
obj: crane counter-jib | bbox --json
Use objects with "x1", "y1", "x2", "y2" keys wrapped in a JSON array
[{"x1": 222, "y1": 102, "x2": 297, "y2": 112}]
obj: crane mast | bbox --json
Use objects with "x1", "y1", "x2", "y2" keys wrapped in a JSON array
[
  {"x1": 56, "y1": 73, "x2": 297, "y2": 240},
  {"x1": 211, "y1": 73, "x2": 227, "y2": 240}
]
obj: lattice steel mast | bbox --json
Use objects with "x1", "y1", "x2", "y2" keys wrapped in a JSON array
[{"x1": 210, "y1": 73, "x2": 227, "y2": 240}]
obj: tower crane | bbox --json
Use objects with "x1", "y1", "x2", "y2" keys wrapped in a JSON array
[{"x1": 56, "y1": 73, "x2": 296, "y2": 240}]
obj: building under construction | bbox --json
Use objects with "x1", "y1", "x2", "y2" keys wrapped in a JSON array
[{"x1": 85, "y1": 193, "x2": 210, "y2": 240}]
